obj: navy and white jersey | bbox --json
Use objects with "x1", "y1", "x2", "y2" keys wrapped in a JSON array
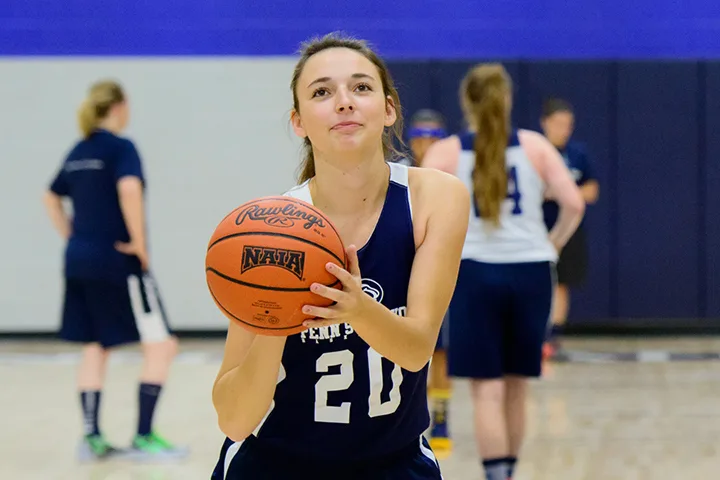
[
  {"x1": 230, "y1": 162, "x2": 428, "y2": 461},
  {"x1": 456, "y1": 130, "x2": 558, "y2": 264},
  {"x1": 49, "y1": 129, "x2": 145, "y2": 283}
]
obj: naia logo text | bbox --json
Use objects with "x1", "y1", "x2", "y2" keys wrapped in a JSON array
[
  {"x1": 241, "y1": 245, "x2": 305, "y2": 279},
  {"x1": 300, "y1": 278, "x2": 407, "y2": 344},
  {"x1": 235, "y1": 203, "x2": 325, "y2": 230}
]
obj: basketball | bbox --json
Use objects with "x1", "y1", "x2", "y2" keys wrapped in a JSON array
[{"x1": 205, "y1": 196, "x2": 346, "y2": 336}]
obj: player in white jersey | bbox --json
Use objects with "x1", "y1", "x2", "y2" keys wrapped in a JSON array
[{"x1": 423, "y1": 64, "x2": 584, "y2": 480}]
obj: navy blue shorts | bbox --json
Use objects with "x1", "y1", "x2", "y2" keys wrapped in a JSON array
[
  {"x1": 448, "y1": 260, "x2": 554, "y2": 379},
  {"x1": 212, "y1": 435, "x2": 443, "y2": 480},
  {"x1": 59, "y1": 272, "x2": 172, "y2": 348}
]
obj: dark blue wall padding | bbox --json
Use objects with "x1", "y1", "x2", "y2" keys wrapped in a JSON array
[
  {"x1": 705, "y1": 64, "x2": 720, "y2": 318},
  {"x1": 524, "y1": 63, "x2": 614, "y2": 321},
  {"x1": 615, "y1": 62, "x2": 700, "y2": 319},
  {"x1": 385, "y1": 62, "x2": 436, "y2": 142},
  {"x1": 4, "y1": 0, "x2": 720, "y2": 58},
  {"x1": 387, "y1": 60, "x2": 720, "y2": 324}
]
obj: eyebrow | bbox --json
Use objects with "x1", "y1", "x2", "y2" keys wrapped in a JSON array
[{"x1": 307, "y1": 73, "x2": 375, "y2": 88}]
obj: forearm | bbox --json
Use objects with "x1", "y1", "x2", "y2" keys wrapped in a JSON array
[
  {"x1": 548, "y1": 204, "x2": 584, "y2": 250},
  {"x1": 352, "y1": 300, "x2": 435, "y2": 372},
  {"x1": 43, "y1": 192, "x2": 71, "y2": 239},
  {"x1": 212, "y1": 335, "x2": 287, "y2": 440}
]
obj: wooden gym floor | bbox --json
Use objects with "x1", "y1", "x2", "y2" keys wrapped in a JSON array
[{"x1": 1, "y1": 336, "x2": 719, "y2": 480}]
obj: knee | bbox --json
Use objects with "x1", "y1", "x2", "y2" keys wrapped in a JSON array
[
  {"x1": 82, "y1": 343, "x2": 108, "y2": 361},
  {"x1": 503, "y1": 376, "x2": 528, "y2": 402},
  {"x1": 165, "y1": 336, "x2": 179, "y2": 358},
  {"x1": 471, "y1": 379, "x2": 505, "y2": 403},
  {"x1": 142, "y1": 335, "x2": 178, "y2": 360}
]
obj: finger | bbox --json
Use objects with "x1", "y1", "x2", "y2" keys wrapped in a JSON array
[
  {"x1": 345, "y1": 244, "x2": 361, "y2": 277},
  {"x1": 302, "y1": 304, "x2": 339, "y2": 320},
  {"x1": 303, "y1": 318, "x2": 344, "y2": 329},
  {"x1": 310, "y1": 282, "x2": 345, "y2": 303},
  {"x1": 325, "y1": 262, "x2": 355, "y2": 289},
  {"x1": 115, "y1": 242, "x2": 132, "y2": 253}
]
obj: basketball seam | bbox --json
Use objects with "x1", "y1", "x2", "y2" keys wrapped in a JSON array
[
  {"x1": 206, "y1": 267, "x2": 342, "y2": 292},
  {"x1": 208, "y1": 195, "x2": 346, "y2": 267},
  {"x1": 207, "y1": 231, "x2": 345, "y2": 266}
]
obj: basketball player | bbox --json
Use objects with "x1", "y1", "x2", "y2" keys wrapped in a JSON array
[
  {"x1": 423, "y1": 65, "x2": 584, "y2": 480},
  {"x1": 43, "y1": 80, "x2": 186, "y2": 461},
  {"x1": 540, "y1": 98, "x2": 599, "y2": 359},
  {"x1": 211, "y1": 33, "x2": 470, "y2": 480}
]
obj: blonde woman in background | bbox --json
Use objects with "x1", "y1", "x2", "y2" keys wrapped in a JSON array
[{"x1": 43, "y1": 80, "x2": 187, "y2": 461}]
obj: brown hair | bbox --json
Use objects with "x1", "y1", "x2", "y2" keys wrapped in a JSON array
[
  {"x1": 542, "y1": 97, "x2": 574, "y2": 119},
  {"x1": 461, "y1": 64, "x2": 512, "y2": 226},
  {"x1": 290, "y1": 32, "x2": 404, "y2": 183},
  {"x1": 77, "y1": 80, "x2": 125, "y2": 138}
]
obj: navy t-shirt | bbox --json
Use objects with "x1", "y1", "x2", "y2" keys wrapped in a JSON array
[
  {"x1": 49, "y1": 129, "x2": 145, "y2": 283},
  {"x1": 543, "y1": 141, "x2": 595, "y2": 229}
]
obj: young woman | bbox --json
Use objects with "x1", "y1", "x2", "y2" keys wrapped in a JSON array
[
  {"x1": 210, "y1": 33, "x2": 470, "y2": 480},
  {"x1": 43, "y1": 80, "x2": 185, "y2": 461},
  {"x1": 423, "y1": 65, "x2": 584, "y2": 480}
]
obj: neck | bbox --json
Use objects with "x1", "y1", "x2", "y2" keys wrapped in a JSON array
[
  {"x1": 309, "y1": 147, "x2": 389, "y2": 215},
  {"x1": 98, "y1": 118, "x2": 121, "y2": 134}
]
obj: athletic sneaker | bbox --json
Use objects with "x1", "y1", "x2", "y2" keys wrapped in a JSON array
[
  {"x1": 429, "y1": 418, "x2": 453, "y2": 460},
  {"x1": 77, "y1": 434, "x2": 124, "y2": 462},
  {"x1": 127, "y1": 432, "x2": 189, "y2": 461}
]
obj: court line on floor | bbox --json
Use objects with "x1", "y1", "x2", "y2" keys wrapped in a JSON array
[{"x1": 0, "y1": 349, "x2": 719, "y2": 365}]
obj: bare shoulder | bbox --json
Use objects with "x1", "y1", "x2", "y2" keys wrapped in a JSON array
[
  {"x1": 518, "y1": 128, "x2": 553, "y2": 150},
  {"x1": 407, "y1": 166, "x2": 470, "y2": 246},
  {"x1": 422, "y1": 135, "x2": 462, "y2": 173},
  {"x1": 408, "y1": 165, "x2": 468, "y2": 201}
]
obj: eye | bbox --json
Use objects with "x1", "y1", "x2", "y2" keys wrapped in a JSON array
[
  {"x1": 312, "y1": 87, "x2": 330, "y2": 98},
  {"x1": 355, "y1": 82, "x2": 372, "y2": 92}
]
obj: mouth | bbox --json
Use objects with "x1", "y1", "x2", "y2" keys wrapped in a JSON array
[{"x1": 331, "y1": 121, "x2": 363, "y2": 131}]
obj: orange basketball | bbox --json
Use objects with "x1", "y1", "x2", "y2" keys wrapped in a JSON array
[{"x1": 205, "y1": 196, "x2": 346, "y2": 336}]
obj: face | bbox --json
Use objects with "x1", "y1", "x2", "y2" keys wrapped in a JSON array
[
  {"x1": 541, "y1": 111, "x2": 574, "y2": 148},
  {"x1": 291, "y1": 48, "x2": 397, "y2": 158},
  {"x1": 409, "y1": 121, "x2": 443, "y2": 165},
  {"x1": 113, "y1": 100, "x2": 130, "y2": 131}
]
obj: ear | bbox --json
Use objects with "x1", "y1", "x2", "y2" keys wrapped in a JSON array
[
  {"x1": 384, "y1": 95, "x2": 398, "y2": 128},
  {"x1": 290, "y1": 109, "x2": 307, "y2": 139}
]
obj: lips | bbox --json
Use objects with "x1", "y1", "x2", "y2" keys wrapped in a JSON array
[{"x1": 331, "y1": 121, "x2": 363, "y2": 130}]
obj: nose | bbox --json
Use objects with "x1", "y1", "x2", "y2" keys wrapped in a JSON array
[{"x1": 335, "y1": 88, "x2": 355, "y2": 113}]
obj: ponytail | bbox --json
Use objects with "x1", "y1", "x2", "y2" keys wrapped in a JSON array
[
  {"x1": 77, "y1": 100, "x2": 97, "y2": 139},
  {"x1": 76, "y1": 80, "x2": 126, "y2": 139},
  {"x1": 462, "y1": 64, "x2": 511, "y2": 226}
]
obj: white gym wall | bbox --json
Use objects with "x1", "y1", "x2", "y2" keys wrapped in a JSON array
[{"x1": 0, "y1": 58, "x2": 303, "y2": 331}]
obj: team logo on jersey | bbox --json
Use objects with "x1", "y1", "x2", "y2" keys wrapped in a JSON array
[
  {"x1": 235, "y1": 203, "x2": 325, "y2": 230},
  {"x1": 241, "y1": 245, "x2": 305, "y2": 279},
  {"x1": 361, "y1": 278, "x2": 384, "y2": 303}
]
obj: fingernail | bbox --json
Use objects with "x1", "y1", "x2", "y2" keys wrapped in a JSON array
[
  {"x1": 311, "y1": 284, "x2": 320, "y2": 292},
  {"x1": 326, "y1": 263, "x2": 334, "y2": 271},
  {"x1": 303, "y1": 306, "x2": 311, "y2": 314}
]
